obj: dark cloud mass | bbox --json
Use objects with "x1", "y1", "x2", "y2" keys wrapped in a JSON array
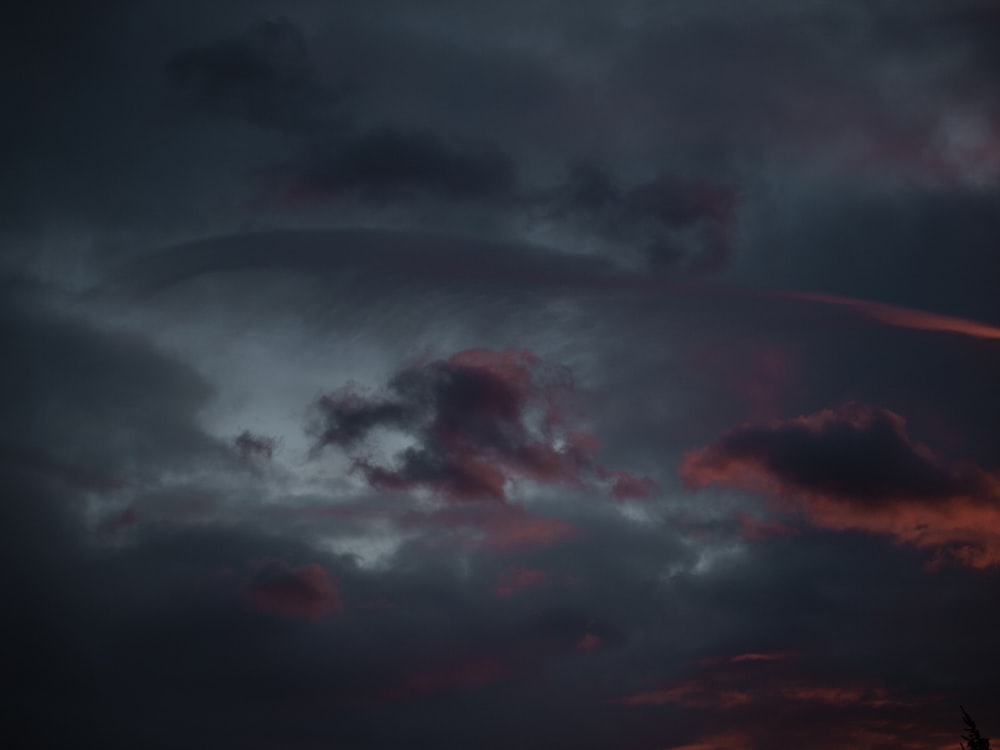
[
  {"x1": 681, "y1": 403, "x2": 1000, "y2": 568},
  {"x1": 247, "y1": 559, "x2": 344, "y2": 621},
  {"x1": 166, "y1": 16, "x2": 347, "y2": 133},
  {"x1": 540, "y1": 162, "x2": 740, "y2": 270},
  {"x1": 312, "y1": 348, "x2": 655, "y2": 502},
  {"x1": 4, "y1": 1, "x2": 1000, "y2": 748},
  {"x1": 289, "y1": 127, "x2": 518, "y2": 203}
]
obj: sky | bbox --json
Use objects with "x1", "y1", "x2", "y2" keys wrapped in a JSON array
[{"x1": 2, "y1": 1, "x2": 999, "y2": 748}]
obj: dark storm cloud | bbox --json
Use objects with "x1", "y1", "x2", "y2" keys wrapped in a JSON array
[
  {"x1": 166, "y1": 16, "x2": 348, "y2": 133},
  {"x1": 0, "y1": 291, "x2": 224, "y2": 477},
  {"x1": 273, "y1": 135, "x2": 734, "y2": 270},
  {"x1": 681, "y1": 402, "x2": 1000, "y2": 567},
  {"x1": 247, "y1": 559, "x2": 344, "y2": 621},
  {"x1": 103, "y1": 227, "x2": 625, "y2": 297},
  {"x1": 743, "y1": 185, "x2": 1000, "y2": 329},
  {"x1": 682, "y1": 402, "x2": 986, "y2": 503},
  {"x1": 540, "y1": 161, "x2": 739, "y2": 270},
  {"x1": 235, "y1": 430, "x2": 277, "y2": 461},
  {"x1": 6, "y1": 1, "x2": 1000, "y2": 748},
  {"x1": 0, "y1": 281, "x2": 682, "y2": 748},
  {"x1": 623, "y1": 528, "x2": 1000, "y2": 750},
  {"x1": 287, "y1": 127, "x2": 518, "y2": 203},
  {"x1": 311, "y1": 348, "x2": 655, "y2": 502}
]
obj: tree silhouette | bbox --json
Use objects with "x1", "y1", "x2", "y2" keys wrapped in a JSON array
[{"x1": 961, "y1": 706, "x2": 991, "y2": 750}]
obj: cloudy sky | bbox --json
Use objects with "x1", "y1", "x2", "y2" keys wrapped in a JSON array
[{"x1": 3, "y1": 1, "x2": 999, "y2": 748}]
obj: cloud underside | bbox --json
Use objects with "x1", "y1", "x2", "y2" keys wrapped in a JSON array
[
  {"x1": 312, "y1": 347, "x2": 655, "y2": 502},
  {"x1": 682, "y1": 402, "x2": 1000, "y2": 567},
  {"x1": 5, "y1": 2, "x2": 1000, "y2": 748}
]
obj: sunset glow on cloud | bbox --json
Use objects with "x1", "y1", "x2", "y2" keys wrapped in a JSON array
[
  {"x1": 680, "y1": 403, "x2": 1000, "y2": 567},
  {"x1": 312, "y1": 348, "x2": 656, "y2": 503},
  {"x1": 6, "y1": 2, "x2": 999, "y2": 748}
]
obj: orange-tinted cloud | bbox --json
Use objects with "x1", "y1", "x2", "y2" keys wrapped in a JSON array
[
  {"x1": 619, "y1": 675, "x2": 909, "y2": 712},
  {"x1": 313, "y1": 348, "x2": 655, "y2": 502},
  {"x1": 782, "y1": 290, "x2": 1000, "y2": 341},
  {"x1": 576, "y1": 633, "x2": 603, "y2": 653},
  {"x1": 601, "y1": 468, "x2": 659, "y2": 500},
  {"x1": 777, "y1": 685, "x2": 908, "y2": 708},
  {"x1": 617, "y1": 680, "x2": 753, "y2": 709},
  {"x1": 619, "y1": 651, "x2": 949, "y2": 750},
  {"x1": 247, "y1": 560, "x2": 344, "y2": 621},
  {"x1": 680, "y1": 402, "x2": 1000, "y2": 567}
]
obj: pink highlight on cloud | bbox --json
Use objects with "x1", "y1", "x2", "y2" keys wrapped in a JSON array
[
  {"x1": 316, "y1": 348, "x2": 655, "y2": 503},
  {"x1": 734, "y1": 512, "x2": 798, "y2": 541},
  {"x1": 494, "y1": 565, "x2": 551, "y2": 597},
  {"x1": 680, "y1": 402, "x2": 1000, "y2": 567},
  {"x1": 781, "y1": 290, "x2": 1000, "y2": 341},
  {"x1": 424, "y1": 506, "x2": 584, "y2": 553},
  {"x1": 601, "y1": 468, "x2": 659, "y2": 500},
  {"x1": 619, "y1": 677, "x2": 909, "y2": 712},
  {"x1": 618, "y1": 648, "x2": 919, "y2": 719},
  {"x1": 247, "y1": 560, "x2": 344, "y2": 621},
  {"x1": 106, "y1": 507, "x2": 137, "y2": 532},
  {"x1": 692, "y1": 339, "x2": 798, "y2": 422}
]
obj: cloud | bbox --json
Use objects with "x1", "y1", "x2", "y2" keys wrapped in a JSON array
[
  {"x1": 618, "y1": 679, "x2": 910, "y2": 710},
  {"x1": 286, "y1": 127, "x2": 518, "y2": 204},
  {"x1": 234, "y1": 430, "x2": 277, "y2": 461},
  {"x1": 617, "y1": 649, "x2": 914, "y2": 711},
  {"x1": 617, "y1": 681, "x2": 752, "y2": 709},
  {"x1": 697, "y1": 652, "x2": 794, "y2": 667},
  {"x1": 380, "y1": 657, "x2": 513, "y2": 702},
  {"x1": 312, "y1": 348, "x2": 655, "y2": 503},
  {"x1": 7, "y1": 3, "x2": 1000, "y2": 748},
  {"x1": 726, "y1": 652, "x2": 792, "y2": 664},
  {"x1": 664, "y1": 732, "x2": 755, "y2": 750},
  {"x1": 247, "y1": 559, "x2": 344, "y2": 621},
  {"x1": 599, "y1": 468, "x2": 659, "y2": 500},
  {"x1": 104, "y1": 228, "x2": 622, "y2": 297},
  {"x1": 494, "y1": 564, "x2": 550, "y2": 597},
  {"x1": 680, "y1": 402, "x2": 1000, "y2": 567},
  {"x1": 166, "y1": 16, "x2": 347, "y2": 132},
  {"x1": 418, "y1": 506, "x2": 584, "y2": 552},
  {"x1": 0, "y1": 438, "x2": 123, "y2": 492},
  {"x1": 539, "y1": 162, "x2": 740, "y2": 271},
  {"x1": 781, "y1": 291, "x2": 1000, "y2": 341}
]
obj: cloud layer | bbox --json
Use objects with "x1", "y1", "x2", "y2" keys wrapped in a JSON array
[
  {"x1": 681, "y1": 403, "x2": 1000, "y2": 567},
  {"x1": 4, "y1": 1, "x2": 1000, "y2": 748}
]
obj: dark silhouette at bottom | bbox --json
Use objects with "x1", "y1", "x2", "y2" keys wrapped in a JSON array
[{"x1": 961, "y1": 706, "x2": 992, "y2": 750}]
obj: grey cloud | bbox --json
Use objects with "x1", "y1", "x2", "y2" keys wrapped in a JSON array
[
  {"x1": 166, "y1": 16, "x2": 350, "y2": 133},
  {"x1": 5, "y1": 1, "x2": 1000, "y2": 747},
  {"x1": 289, "y1": 127, "x2": 518, "y2": 203}
]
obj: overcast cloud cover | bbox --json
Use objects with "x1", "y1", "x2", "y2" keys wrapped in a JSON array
[{"x1": 3, "y1": 1, "x2": 999, "y2": 748}]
